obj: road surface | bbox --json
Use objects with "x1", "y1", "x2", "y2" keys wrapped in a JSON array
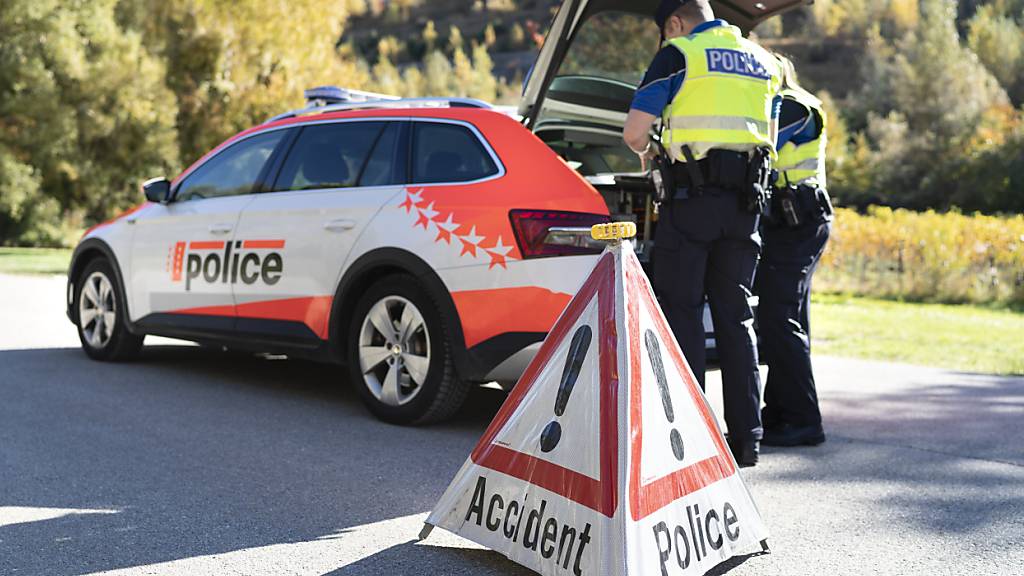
[{"x1": 2, "y1": 273, "x2": 1022, "y2": 575}]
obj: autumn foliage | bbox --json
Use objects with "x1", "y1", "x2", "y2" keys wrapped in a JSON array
[{"x1": 818, "y1": 207, "x2": 1024, "y2": 306}]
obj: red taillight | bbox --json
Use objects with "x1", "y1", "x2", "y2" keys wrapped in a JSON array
[{"x1": 509, "y1": 210, "x2": 611, "y2": 258}]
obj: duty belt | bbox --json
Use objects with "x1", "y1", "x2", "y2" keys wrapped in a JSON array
[{"x1": 670, "y1": 149, "x2": 751, "y2": 192}]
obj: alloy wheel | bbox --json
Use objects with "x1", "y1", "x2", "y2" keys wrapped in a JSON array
[
  {"x1": 357, "y1": 295, "x2": 431, "y2": 407},
  {"x1": 79, "y1": 271, "x2": 117, "y2": 349}
]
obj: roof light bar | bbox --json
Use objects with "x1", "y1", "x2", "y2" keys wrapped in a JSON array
[{"x1": 303, "y1": 85, "x2": 400, "y2": 106}]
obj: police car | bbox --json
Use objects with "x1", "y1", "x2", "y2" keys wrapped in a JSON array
[
  {"x1": 68, "y1": 89, "x2": 612, "y2": 424},
  {"x1": 67, "y1": 0, "x2": 804, "y2": 425}
]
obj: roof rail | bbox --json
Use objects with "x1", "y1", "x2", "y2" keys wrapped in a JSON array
[{"x1": 266, "y1": 86, "x2": 494, "y2": 123}]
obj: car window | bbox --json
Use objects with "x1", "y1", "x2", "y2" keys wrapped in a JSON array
[
  {"x1": 559, "y1": 11, "x2": 658, "y2": 86},
  {"x1": 176, "y1": 130, "x2": 286, "y2": 202},
  {"x1": 358, "y1": 122, "x2": 402, "y2": 187},
  {"x1": 274, "y1": 122, "x2": 386, "y2": 191},
  {"x1": 411, "y1": 122, "x2": 498, "y2": 184}
]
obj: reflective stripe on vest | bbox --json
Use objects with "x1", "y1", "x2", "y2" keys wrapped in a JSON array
[
  {"x1": 661, "y1": 25, "x2": 781, "y2": 162},
  {"x1": 777, "y1": 87, "x2": 827, "y2": 186}
]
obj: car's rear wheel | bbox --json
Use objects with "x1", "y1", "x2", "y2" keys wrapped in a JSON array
[
  {"x1": 75, "y1": 259, "x2": 143, "y2": 361},
  {"x1": 347, "y1": 274, "x2": 468, "y2": 425}
]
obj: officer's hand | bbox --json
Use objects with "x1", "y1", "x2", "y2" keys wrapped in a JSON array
[{"x1": 637, "y1": 146, "x2": 657, "y2": 172}]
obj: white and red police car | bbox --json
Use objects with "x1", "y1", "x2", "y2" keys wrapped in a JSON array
[
  {"x1": 67, "y1": 90, "x2": 612, "y2": 424},
  {"x1": 67, "y1": 0, "x2": 802, "y2": 424}
]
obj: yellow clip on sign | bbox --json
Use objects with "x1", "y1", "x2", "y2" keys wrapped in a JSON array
[{"x1": 591, "y1": 222, "x2": 637, "y2": 241}]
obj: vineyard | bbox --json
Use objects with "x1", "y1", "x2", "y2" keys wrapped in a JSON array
[{"x1": 817, "y1": 207, "x2": 1024, "y2": 306}]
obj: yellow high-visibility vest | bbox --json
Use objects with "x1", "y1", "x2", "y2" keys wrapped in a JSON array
[
  {"x1": 777, "y1": 87, "x2": 827, "y2": 187},
  {"x1": 661, "y1": 24, "x2": 781, "y2": 162}
]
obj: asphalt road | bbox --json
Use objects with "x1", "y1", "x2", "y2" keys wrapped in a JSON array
[{"x1": 2, "y1": 273, "x2": 1023, "y2": 575}]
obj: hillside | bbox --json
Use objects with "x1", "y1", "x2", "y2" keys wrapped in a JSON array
[{"x1": 342, "y1": 0, "x2": 865, "y2": 97}]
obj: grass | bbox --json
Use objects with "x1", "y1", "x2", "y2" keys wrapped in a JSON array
[
  {"x1": 1, "y1": 246, "x2": 1020, "y2": 374},
  {"x1": 0, "y1": 247, "x2": 73, "y2": 275},
  {"x1": 811, "y1": 293, "x2": 1024, "y2": 375}
]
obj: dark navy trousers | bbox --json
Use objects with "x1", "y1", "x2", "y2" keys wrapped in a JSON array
[
  {"x1": 755, "y1": 218, "x2": 831, "y2": 428},
  {"x1": 653, "y1": 188, "x2": 763, "y2": 443}
]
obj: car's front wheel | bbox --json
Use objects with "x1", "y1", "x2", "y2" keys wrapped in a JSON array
[
  {"x1": 347, "y1": 274, "x2": 468, "y2": 425},
  {"x1": 75, "y1": 259, "x2": 143, "y2": 361}
]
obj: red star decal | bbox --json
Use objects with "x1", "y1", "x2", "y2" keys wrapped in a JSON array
[
  {"x1": 436, "y1": 227, "x2": 453, "y2": 244},
  {"x1": 415, "y1": 210, "x2": 431, "y2": 229},
  {"x1": 459, "y1": 238, "x2": 478, "y2": 257},
  {"x1": 399, "y1": 195, "x2": 415, "y2": 213},
  {"x1": 486, "y1": 250, "x2": 508, "y2": 270}
]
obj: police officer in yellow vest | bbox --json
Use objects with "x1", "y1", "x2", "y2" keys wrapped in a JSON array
[
  {"x1": 756, "y1": 55, "x2": 833, "y2": 447},
  {"x1": 624, "y1": 0, "x2": 781, "y2": 467}
]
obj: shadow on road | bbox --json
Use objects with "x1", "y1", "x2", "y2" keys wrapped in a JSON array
[
  {"x1": 4, "y1": 347, "x2": 1023, "y2": 574},
  {"x1": 1, "y1": 345, "x2": 512, "y2": 575},
  {"x1": 320, "y1": 539, "x2": 536, "y2": 576},
  {"x1": 759, "y1": 368, "x2": 1024, "y2": 538}
]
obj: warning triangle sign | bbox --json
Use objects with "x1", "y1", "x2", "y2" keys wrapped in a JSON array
[{"x1": 423, "y1": 240, "x2": 769, "y2": 576}]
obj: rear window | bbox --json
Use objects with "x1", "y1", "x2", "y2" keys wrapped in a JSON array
[
  {"x1": 274, "y1": 121, "x2": 394, "y2": 191},
  {"x1": 559, "y1": 11, "x2": 658, "y2": 86},
  {"x1": 410, "y1": 122, "x2": 499, "y2": 184}
]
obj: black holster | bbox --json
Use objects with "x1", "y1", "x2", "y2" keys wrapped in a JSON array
[
  {"x1": 650, "y1": 140, "x2": 674, "y2": 205},
  {"x1": 768, "y1": 183, "x2": 833, "y2": 228},
  {"x1": 743, "y1": 147, "x2": 773, "y2": 215}
]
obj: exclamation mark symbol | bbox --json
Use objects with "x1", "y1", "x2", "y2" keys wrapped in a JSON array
[
  {"x1": 540, "y1": 325, "x2": 592, "y2": 453},
  {"x1": 645, "y1": 329, "x2": 685, "y2": 461}
]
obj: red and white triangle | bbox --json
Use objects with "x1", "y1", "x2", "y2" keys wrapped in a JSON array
[{"x1": 424, "y1": 241, "x2": 768, "y2": 576}]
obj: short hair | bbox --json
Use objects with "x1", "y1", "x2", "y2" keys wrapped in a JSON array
[{"x1": 676, "y1": 0, "x2": 714, "y2": 23}]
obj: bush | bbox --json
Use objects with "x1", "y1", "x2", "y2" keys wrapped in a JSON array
[
  {"x1": 969, "y1": 2, "x2": 1024, "y2": 105},
  {"x1": 817, "y1": 207, "x2": 1024, "y2": 306},
  {"x1": 832, "y1": 0, "x2": 1011, "y2": 211}
]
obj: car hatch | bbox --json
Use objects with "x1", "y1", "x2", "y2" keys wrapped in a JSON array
[{"x1": 518, "y1": 0, "x2": 811, "y2": 130}]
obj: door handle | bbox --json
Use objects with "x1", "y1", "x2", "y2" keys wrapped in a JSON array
[
  {"x1": 324, "y1": 219, "x2": 357, "y2": 232},
  {"x1": 208, "y1": 224, "x2": 233, "y2": 235}
]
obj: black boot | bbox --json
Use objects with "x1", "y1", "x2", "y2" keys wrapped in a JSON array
[
  {"x1": 727, "y1": 438, "x2": 759, "y2": 467},
  {"x1": 762, "y1": 423, "x2": 826, "y2": 447}
]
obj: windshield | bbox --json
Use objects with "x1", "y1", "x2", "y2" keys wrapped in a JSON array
[{"x1": 558, "y1": 11, "x2": 660, "y2": 87}]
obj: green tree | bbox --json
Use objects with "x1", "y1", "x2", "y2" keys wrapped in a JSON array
[
  {"x1": 423, "y1": 20, "x2": 438, "y2": 52},
  {"x1": 401, "y1": 66, "x2": 426, "y2": 97},
  {"x1": 952, "y1": 123, "x2": 1024, "y2": 213},
  {"x1": 372, "y1": 38, "x2": 404, "y2": 96},
  {"x1": 0, "y1": 0, "x2": 178, "y2": 245},
  {"x1": 850, "y1": 0, "x2": 1009, "y2": 209},
  {"x1": 124, "y1": 0, "x2": 365, "y2": 165},
  {"x1": 449, "y1": 25, "x2": 464, "y2": 53},
  {"x1": 452, "y1": 44, "x2": 476, "y2": 97},
  {"x1": 968, "y1": 3, "x2": 1024, "y2": 105},
  {"x1": 470, "y1": 43, "x2": 499, "y2": 102},
  {"x1": 424, "y1": 50, "x2": 454, "y2": 96}
]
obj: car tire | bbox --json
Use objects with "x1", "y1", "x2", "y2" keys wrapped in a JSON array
[
  {"x1": 75, "y1": 258, "x2": 143, "y2": 361},
  {"x1": 347, "y1": 274, "x2": 468, "y2": 425}
]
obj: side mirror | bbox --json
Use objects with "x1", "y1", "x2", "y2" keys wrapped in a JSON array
[{"x1": 142, "y1": 177, "x2": 172, "y2": 203}]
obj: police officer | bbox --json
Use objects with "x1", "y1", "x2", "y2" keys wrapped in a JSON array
[
  {"x1": 623, "y1": 0, "x2": 781, "y2": 466},
  {"x1": 756, "y1": 55, "x2": 832, "y2": 447}
]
